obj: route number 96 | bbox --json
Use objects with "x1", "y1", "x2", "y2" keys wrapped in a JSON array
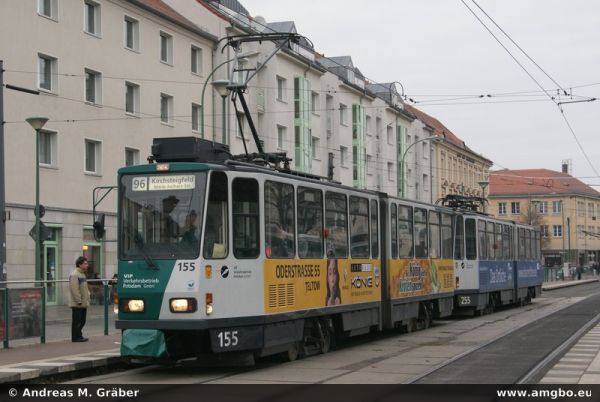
[{"x1": 217, "y1": 330, "x2": 239, "y2": 348}]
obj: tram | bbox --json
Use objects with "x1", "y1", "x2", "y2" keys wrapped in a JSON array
[{"x1": 112, "y1": 136, "x2": 543, "y2": 363}]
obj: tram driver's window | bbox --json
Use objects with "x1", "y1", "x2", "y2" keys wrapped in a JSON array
[
  {"x1": 203, "y1": 172, "x2": 228, "y2": 259},
  {"x1": 233, "y1": 178, "x2": 260, "y2": 259}
]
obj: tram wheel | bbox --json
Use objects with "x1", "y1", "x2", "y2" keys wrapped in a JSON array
[{"x1": 282, "y1": 341, "x2": 302, "y2": 362}]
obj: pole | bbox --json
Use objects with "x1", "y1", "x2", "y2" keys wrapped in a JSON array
[
  {"x1": 35, "y1": 128, "x2": 41, "y2": 283},
  {"x1": 0, "y1": 60, "x2": 6, "y2": 287}
]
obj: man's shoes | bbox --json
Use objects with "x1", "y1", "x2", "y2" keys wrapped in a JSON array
[{"x1": 72, "y1": 337, "x2": 89, "y2": 342}]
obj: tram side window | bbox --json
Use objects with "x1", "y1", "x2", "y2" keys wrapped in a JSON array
[
  {"x1": 325, "y1": 192, "x2": 348, "y2": 258},
  {"x1": 398, "y1": 205, "x2": 414, "y2": 258},
  {"x1": 502, "y1": 225, "x2": 513, "y2": 260},
  {"x1": 265, "y1": 181, "x2": 295, "y2": 259},
  {"x1": 454, "y1": 216, "x2": 464, "y2": 260},
  {"x1": 390, "y1": 203, "x2": 398, "y2": 259},
  {"x1": 518, "y1": 228, "x2": 526, "y2": 259},
  {"x1": 525, "y1": 229, "x2": 532, "y2": 260},
  {"x1": 429, "y1": 211, "x2": 440, "y2": 259},
  {"x1": 350, "y1": 196, "x2": 370, "y2": 258},
  {"x1": 232, "y1": 178, "x2": 259, "y2": 259},
  {"x1": 298, "y1": 187, "x2": 324, "y2": 258},
  {"x1": 478, "y1": 220, "x2": 487, "y2": 260},
  {"x1": 441, "y1": 213, "x2": 453, "y2": 259},
  {"x1": 203, "y1": 172, "x2": 228, "y2": 259},
  {"x1": 414, "y1": 208, "x2": 428, "y2": 258},
  {"x1": 465, "y1": 218, "x2": 477, "y2": 260},
  {"x1": 535, "y1": 230, "x2": 541, "y2": 260},
  {"x1": 371, "y1": 199, "x2": 379, "y2": 259},
  {"x1": 495, "y1": 223, "x2": 503, "y2": 261},
  {"x1": 486, "y1": 222, "x2": 495, "y2": 260}
]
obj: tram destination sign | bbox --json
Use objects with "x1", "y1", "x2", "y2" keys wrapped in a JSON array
[{"x1": 132, "y1": 175, "x2": 195, "y2": 191}]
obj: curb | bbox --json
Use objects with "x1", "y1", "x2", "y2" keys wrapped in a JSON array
[
  {"x1": 542, "y1": 278, "x2": 599, "y2": 291},
  {"x1": 0, "y1": 350, "x2": 121, "y2": 384}
]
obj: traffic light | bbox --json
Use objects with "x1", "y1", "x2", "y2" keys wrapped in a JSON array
[{"x1": 93, "y1": 213, "x2": 105, "y2": 240}]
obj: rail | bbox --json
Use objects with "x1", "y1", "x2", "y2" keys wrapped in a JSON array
[{"x1": 0, "y1": 279, "x2": 116, "y2": 349}]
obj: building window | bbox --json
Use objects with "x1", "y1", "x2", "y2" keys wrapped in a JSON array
[
  {"x1": 39, "y1": 129, "x2": 57, "y2": 167},
  {"x1": 366, "y1": 115, "x2": 372, "y2": 136},
  {"x1": 276, "y1": 76, "x2": 286, "y2": 101},
  {"x1": 498, "y1": 202, "x2": 507, "y2": 215},
  {"x1": 553, "y1": 201, "x2": 562, "y2": 214},
  {"x1": 340, "y1": 146, "x2": 348, "y2": 167},
  {"x1": 277, "y1": 125, "x2": 286, "y2": 149},
  {"x1": 578, "y1": 201, "x2": 586, "y2": 217},
  {"x1": 589, "y1": 203, "x2": 595, "y2": 218},
  {"x1": 125, "y1": 148, "x2": 139, "y2": 166},
  {"x1": 553, "y1": 225, "x2": 562, "y2": 238},
  {"x1": 388, "y1": 162, "x2": 394, "y2": 181},
  {"x1": 38, "y1": 0, "x2": 58, "y2": 20},
  {"x1": 311, "y1": 136, "x2": 319, "y2": 160},
  {"x1": 541, "y1": 225, "x2": 549, "y2": 238},
  {"x1": 538, "y1": 201, "x2": 548, "y2": 214},
  {"x1": 191, "y1": 46, "x2": 202, "y2": 75},
  {"x1": 38, "y1": 54, "x2": 57, "y2": 92},
  {"x1": 339, "y1": 104, "x2": 348, "y2": 125},
  {"x1": 84, "y1": 139, "x2": 102, "y2": 174},
  {"x1": 160, "y1": 93, "x2": 173, "y2": 125},
  {"x1": 511, "y1": 202, "x2": 520, "y2": 215},
  {"x1": 366, "y1": 155, "x2": 372, "y2": 176},
  {"x1": 578, "y1": 225, "x2": 585, "y2": 239},
  {"x1": 84, "y1": 68, "x2": 102, "y2": 104},
  {"x1": 191, "y1": 103, "x2": 201, "y2": 132},
  {"x1": 125, "y1": 81, "x2": 139, "y2": 115},
  {"x1": 84, "y1": 0, "x2": 101, "y2": 36},
  {"x1": 160, "y1": 31, "x2": 173, "y2": 64},
  {"x1": 387, "y1": 125, "x2": 393, "y2": 145},
  {"x1": 124, "y1": 16, "x2": 139, "y2": 51},
  {"x1": 311, "y1": 91, "x2": 319, "y2": 114}
]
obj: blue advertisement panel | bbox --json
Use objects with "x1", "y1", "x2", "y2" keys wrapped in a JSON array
[
  {"x1": 516, "y1": 261, "x2": 544, "y2": 288},
  {"x1": 478, "y1": 261, "x2": 514, "y2": 292}
]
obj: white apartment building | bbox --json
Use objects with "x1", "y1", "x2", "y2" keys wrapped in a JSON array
[
  {"x1": 0, "y1": 0, "x2": 216, "y2": 301},
  {"x1": 0, "y1": 0, "x2": 490, "y2": 306}
]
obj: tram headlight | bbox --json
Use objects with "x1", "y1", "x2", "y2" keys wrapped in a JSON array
[
  {"x1": 169, "y1": 298, "x2": 197, "y2": 313},
  {"x1": 121, "y1": 299, "x2": 145, "y2": 313}
]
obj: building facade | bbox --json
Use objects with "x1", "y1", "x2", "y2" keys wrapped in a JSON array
[
  {"x1": 489, "y1": 166, "x2": 600, "y2": 268},
  {"x1": 1, "y1": 0, "x2": 493, "y2": 306}
]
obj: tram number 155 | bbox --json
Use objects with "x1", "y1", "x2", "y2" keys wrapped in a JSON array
[{"x1": 217, "y1": 331, "x2": 239, "y2": 348}]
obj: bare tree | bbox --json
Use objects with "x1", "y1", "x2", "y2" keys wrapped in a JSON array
[{"x1": 521, "y1": 204, "x2": 551, "y2": 249}]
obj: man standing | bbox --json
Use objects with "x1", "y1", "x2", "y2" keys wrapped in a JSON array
[{"x1": 69, "y1": 256, "x2": 91, "y2": 342}]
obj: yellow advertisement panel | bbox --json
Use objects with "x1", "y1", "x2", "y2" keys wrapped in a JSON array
[
  {"x1": 388, "y1": 259, "x2": 454, "y2": 300},
  {"x1": 263, "y1": 258, "x2": 382, "y2": 314}
]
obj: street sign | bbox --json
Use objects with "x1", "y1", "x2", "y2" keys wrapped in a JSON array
[{"x1": 28, "y1": 222, "x2": 52, "y2": 242}]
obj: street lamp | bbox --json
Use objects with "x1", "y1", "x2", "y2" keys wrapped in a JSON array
[
  {"x1": 26, "y1": 117, "x2": 48, "y2": 285},
  {"x1": 478, "y1": 180, "x2": 489, "y2": 213},
  {"x1": 200, "y1": 57, "x2": 250, "y2": 138},
  {"x1": 399, "y1": 136, "x2": 442, "y2": 198}
]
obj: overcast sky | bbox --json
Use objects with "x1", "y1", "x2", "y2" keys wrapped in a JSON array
[{"x1": 240, "y1": 0, "x2": 600, "y2": 187}]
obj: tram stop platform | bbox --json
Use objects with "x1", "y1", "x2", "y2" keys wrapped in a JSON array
[{"x1": 0, "y1": 278, "x2": 598, "y2": 384}]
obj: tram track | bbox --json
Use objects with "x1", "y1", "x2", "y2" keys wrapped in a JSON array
[{"x1": 413, "y1": 284, "x2": 600, "y2": 384}]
